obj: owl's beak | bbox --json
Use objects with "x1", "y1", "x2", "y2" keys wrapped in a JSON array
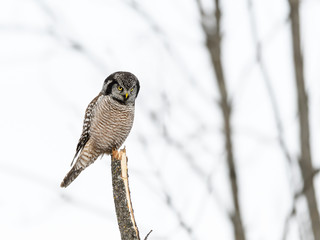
[{"x1": 125, "y1": 93, "x2": 129, "y2": 99}]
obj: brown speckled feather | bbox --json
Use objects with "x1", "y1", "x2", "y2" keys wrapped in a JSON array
[{"x1": 70, "y1": 94, "x2": 101, "y2": 166}]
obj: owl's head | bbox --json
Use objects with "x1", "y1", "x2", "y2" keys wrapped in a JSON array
[{"x1": 101, "y1": 71, "x2": 140, "y2": 105}]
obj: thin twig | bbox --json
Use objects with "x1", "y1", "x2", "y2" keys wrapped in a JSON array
[
  {"x1": 144, "y1": 230, "x2": 153, "y2": 240},
  {"x1": 123, "y1": 0, "x2": 213, "y2": 103},
  {"x1": 247, "y1": 0, "x2": 293, "y2": 165},
  {"x1": 34, "y1": 0, "x2": 109, "y2": 73},
  {"x1": 281, "y1": 205, "x2": 296, "y2": 240},
  {"x1": 155, "y1": 170, "x2": 195, "y2": 239}
]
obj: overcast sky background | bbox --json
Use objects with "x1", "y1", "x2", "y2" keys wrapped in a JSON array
[{"x1": 1, "y1": 0, "x2": 320, "y2": 239}]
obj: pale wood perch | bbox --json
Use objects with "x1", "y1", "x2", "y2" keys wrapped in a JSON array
[{"x1": 111, "y1": 148, "x2": 151, "y2": 240}]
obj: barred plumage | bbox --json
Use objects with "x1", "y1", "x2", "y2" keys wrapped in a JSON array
[
  {"x1": 61, "y1": 71, "x2": 140, "y2": 188},
  {"x1": 70, "y1": 94, "x2": 100, "y2": 166}
]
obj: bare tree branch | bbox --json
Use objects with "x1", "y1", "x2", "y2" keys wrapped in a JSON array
[
  {"x1": 123, "y1": 0, "x2": 214, "y2": 104},
  {"x1": 288, "y1": 0, "x2": 320, "y2": 239},
  {"x1": 154, "y1": 169, "x2": 196, "y2": 239},
  {"x1": 247, "y1": 0, "x2": 293, "y2": 165},
  {"x1": 118, "y1": 133, "x2": 197, "y2": 239},
  {"x1": 196, "y1": 1, "x2": 246, "y2": 239},
  {"x1": 295, "y1": 168, "x2": 320, "y2": 199},
  {"x1": 34, "y1": 0, "x2": 109, "y2": 73},
  {"x1": 282, "y1": 205, "x2": 296, "y2": 240},
  {"x1": 246, "y1": 2, "x2": 302, "y2": 239},
  {"x1": 112, "y1": 148, "x2": 149, "y2": 240}
]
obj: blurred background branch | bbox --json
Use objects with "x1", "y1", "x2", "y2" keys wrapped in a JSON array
[
  {"x1": 288, "y1": 0, "x2": 320, "y2": 239},
  {"x1": 196, "y1": 0, "x2": 246, "y2": 239},
  {"x1": 1, "y1": 0, "x2": 320, "y2": 239}
]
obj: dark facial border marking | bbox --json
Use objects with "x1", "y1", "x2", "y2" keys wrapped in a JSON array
[
  {"x1": 105, "y1": 79, "x2": 117, "y2": 95},
  {"x1": 135, "y1": 81, "x2": 140, "y2": 98}
]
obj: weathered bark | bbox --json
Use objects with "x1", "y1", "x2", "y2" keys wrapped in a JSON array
[
  {"x1": 288, "y1": 0, "x2": 320, "y2": 239},
  {"x1": 195, "y1": 1, "x2": 246, "y2": 240},
  {"x1": 111, "y1": 148, "x2": 141, "y2": 240}
]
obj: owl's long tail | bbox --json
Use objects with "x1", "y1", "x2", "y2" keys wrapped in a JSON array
[
  {"x1": 60, "y1": 166, "x2": 84, "y2": 188},
  {"x1": 60, "y1": 141, "x2": 100, "y2": 188}
]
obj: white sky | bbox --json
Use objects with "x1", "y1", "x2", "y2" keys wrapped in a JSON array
[{"x1": 1, "y1": 0, "x2": 320, "y2": 239}]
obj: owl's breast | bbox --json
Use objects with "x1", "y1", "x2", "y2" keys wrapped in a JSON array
[{"x1": 90, "y1": 96, "x2": 135, "y2": 153}]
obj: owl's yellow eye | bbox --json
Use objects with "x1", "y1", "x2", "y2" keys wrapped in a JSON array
[
  {"x1": 117, "y1": 86, "x2": 123, "y2": 91},
  {"x1": 130, "y1": 88, "x2": 134, "y2": 92}
]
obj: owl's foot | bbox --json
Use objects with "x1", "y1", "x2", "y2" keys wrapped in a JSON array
[
  {"x1": 112, "y1": 147, "x2": 126, "y2": 160},
  {"x1": 112, "y1": 149, "x2": 121, "y2": 160},
  {"x1": 112, "y1": 148, "x2": 128, "y2": 180}
]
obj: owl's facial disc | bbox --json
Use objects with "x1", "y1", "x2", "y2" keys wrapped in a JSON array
[
  {"x1": 102, "y1": 71, "x2": 140, "y2": 105},
  {"x1": 116, "y1": 85, "x2": 131, "y2": 102}
]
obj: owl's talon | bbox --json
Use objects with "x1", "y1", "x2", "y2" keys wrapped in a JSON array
[
  {"x1": 121, "y1": 146, "x2": 126, "y2": 153},
  {"x1": 112, "y1": 149, "x2": 121, "y2": 160}
]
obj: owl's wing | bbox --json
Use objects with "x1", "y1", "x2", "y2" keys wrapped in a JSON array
[{"x1": 70, "y1": 94, "x2": 101, "y2": 166}]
